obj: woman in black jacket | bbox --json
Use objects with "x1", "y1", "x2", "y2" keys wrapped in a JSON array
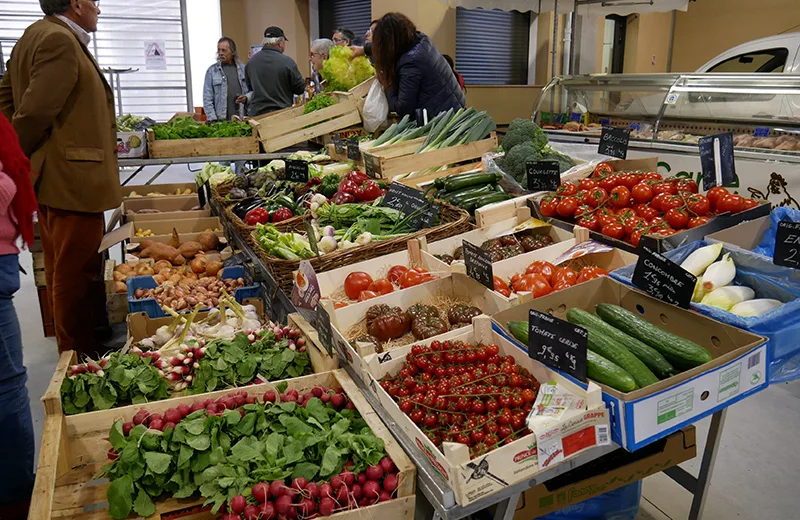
[{"x1": 372, "y1": 13, "x2": 466, "y2": 119}]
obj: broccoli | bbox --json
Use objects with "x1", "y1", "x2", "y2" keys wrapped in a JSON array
[
  {"x1": 501, "y1": 142, "x2": 542, "y2": 184},
  {"x1": 541, "y1": 146, "x2": 575, "y2": 173},
  {"x1": 501, "y1": 118, "x2": 549, "y2": 153}
]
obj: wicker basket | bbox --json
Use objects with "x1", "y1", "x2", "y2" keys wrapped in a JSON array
[
  {"x1": 251, "y1": 201, "x2": 473, "y2": 293},
  {"x1": 224, "y1": 204, "x2": 303, "y2": 247},
  {"x1": 211, "y1": 180, "x2": 235, "y2": 206}
]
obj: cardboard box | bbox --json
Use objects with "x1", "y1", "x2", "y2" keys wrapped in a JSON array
[
  {"x1": 513, "y1": 427, "x2": 696, "y2": 519},
  {"x1": 116, "y1": 131, "x2": 147, "y2": 158},
  {"x1": 129, "y1": 216, "x2": 223, "y2": 238},
  {"x1": 121, "y1": 182, "x2": 196, "y2": 199},
  {"x1": 493, "y1": 277, "x2": 768, "y2": 451},
  {"x1": 705, "y1": 215, "x2": 770, "y2": 251},
  {"x1": 367, "y1": 316, "x2": 610, "y2": 506},
  {"x1": 122, "y1": 194, "x2": 206, "y2": 223}
]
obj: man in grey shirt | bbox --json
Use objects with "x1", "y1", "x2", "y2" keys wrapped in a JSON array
[{"x1": 245, "y1": 26, "x2": 305, "y2": 116}]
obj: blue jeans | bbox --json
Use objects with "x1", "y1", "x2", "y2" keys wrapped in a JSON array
[{"x1": 0, "y1": 254, "x2": 35, "y2": 504}]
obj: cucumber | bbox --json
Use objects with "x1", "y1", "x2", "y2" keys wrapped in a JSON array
[
  {"x1": 464, "y1": 192, "x2": 512, "y2": 212},
  {"x1": 565, "y1": 308, "x2": 676, "y2": 379},
  {"x1": 567, "y1": 310, "x2": 659, "y2": 388},
  {"x1": 595, "y1": 304, "x2": 713, "y2": 368},
  {"x1": 588, "y1": 351, "x2": 638, "y2": 392}
]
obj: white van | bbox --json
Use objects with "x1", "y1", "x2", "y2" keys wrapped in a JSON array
[{"x1": 696, "y1": 32, "x2": 800, "y2": 73}]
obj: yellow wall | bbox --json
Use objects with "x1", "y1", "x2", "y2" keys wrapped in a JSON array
[
  {"x1": 372, "y1": 0, "x2": 456, "y2": 58},
  {"x1": 465, "y1": 86, "x2": 543, "y2": 125},
  {"x1": 671, "y1": 0, "x2": 800, "y2": 72}
]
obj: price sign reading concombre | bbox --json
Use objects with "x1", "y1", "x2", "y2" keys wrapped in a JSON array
[
  {"x1": 632, "y1": 246, "x2": 696, "y2": 309},
  {"x1": 527, "y1": 309, "x2": 588, "y2": 382}
]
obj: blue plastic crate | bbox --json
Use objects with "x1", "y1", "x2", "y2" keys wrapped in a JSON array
[
  {"x1": 535, "y1": 481, "x2": 642, "y2": 520},
  {"x1": 127, "y1": 265, "x2": 260, "y2": 318}
]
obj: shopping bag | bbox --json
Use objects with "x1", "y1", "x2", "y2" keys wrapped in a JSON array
[{"x1": 362, "y1": 80, "x2": 388, "y2": 133}]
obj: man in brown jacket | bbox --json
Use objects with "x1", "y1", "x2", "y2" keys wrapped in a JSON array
[{"x1": 0, "y1": 0, "x2": 122, "y2": 355}]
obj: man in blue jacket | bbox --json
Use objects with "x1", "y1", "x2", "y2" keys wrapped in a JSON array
[{"x1": 245, "y1": 26, "x2": 305, "y2": 116}]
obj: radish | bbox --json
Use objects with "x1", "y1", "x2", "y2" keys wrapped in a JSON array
[
  {"x1": 242, "y1": 504, "x2": 259, "y2": 520},
  {"x1": 252, "y1": 482, "x2": 269, "y2": 503},
  {"x1": 107, "y1": 448, "x2": 118, "y2": 460},
  {"x1": 357, "y1": 498, "x2": 370, "y2": 508},
  {"x1": 284, "y1": 394, "x2": 297, "y2": 403},
  {"x1": 296, "y1": 497, "x2": 316, "y2": 516},
  {"x1": 170, "y1": 357, "x2": 183, "y2": 367},
  {"x1": 330, "y1": 394, "x2": 345, "y2": 409},
  {"x1": 362, "y1": 481, "x2": 380, "y2": 503},
  {"x1": 148, "y1": 419, "x2": 164, "y2": 431},
  {"x1": 351, "y1": 484, "x2": 362, "y2": 500},
  {"x1": 190, "y1": 401, "x2": 205, "y2": 413},
  {"x1": 365, "y1": 465, "x2": 383, "y2": 481},
  {"x1": 230, "y1": 495, "x2": 247, "y2": 513},
  {"x1": 274, "y1": 495, "x2": 292, "y2": 515},
  {"x1": 149, "y1": 413, "x2": 163, "y2": 424},
  {"x1": 320, "y1": 392, "x2": 331, "y2": 403},
  {"x1": 345, "y1": 401, "x2": 355, "y2": 410},
  {"x1": 319, "y1": 483, "x2": 333, "y2": 499},
  {"x1": 378, "y1": 490, "x2": 391, "y2": 502},
  {"x1": 163, "y1": 422, "x2": 176, "y2": 431},
  {"x1": 330, "y1": 475, "x2": 344, "y2": 490},
  {"x1": 246, "y1": 395, "x2": 256, "y2": 405},
  {"x1": 333, "y1": 387, "x2": 344, "y2": 394},
  {"x1": 168, "y1": 372, "x2": 183, "y2": 382},
  {"x1": 318, "y1": 497, "x2": 335, "y2": 517},
  {"x1": 258, "y1": 501, "x2": 275, "y2": 520},
  {"x1": 234, "y1": 394, "x2": 247, "y2": 407},
  {"x1": 340, "y1": 470, "x2": 354, "y2": 487},
  {"x1": 311, "y1": 387, "x2": 323, "y2": 398},
  {"x1": 357, "y1": 473, "x2": 366, "y2": 485},
  {"x1": 270, "y1": 480, "x2": 287, "y2": 498},
  {"x1": 379, "y1": 457, "x2": 395, "y2": 474},
  {"x1": 122, "y1": 421, "x2": 134, "y2": 435},
  {"x1": 382, "y1": 473, "x2": 398, "y2": 492},
  {"x1": 132, "y1": 409, "x2": 149, "y2": 425},
  {"x1": 150, "y1": 352, "x2": 160, "y2": 361},
  {"x1": 221, "y1": 515, "x2": 241, "y2": 520},
  {"x1": 296, "y1": 337, "x2": 305, "y2": 348},
  {"x1": 291, "y1": 477, "x2": 307, "y2": 491},
  {"x1": 164, "y1": 408, "x2": 181, "y2": 424},
  {"x1": 304, "y1": 482, "x2": 319, "y2": 499},
  {"x1": 335, "y1": 484, "x2": 348, "y2": 503},
  {"x1": 193, "y1": 362, "x2": 200, "y2": 370}
]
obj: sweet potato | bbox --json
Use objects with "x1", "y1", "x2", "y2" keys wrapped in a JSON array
[
  {"x1": 197, "y1": 232, "x2": 219, "y2": 252},
  {"x1": 168, "y1": 229, "x2": 181, "y2": 249},
  {"x1": 178, "y1": 241, "x2": 204, "y2": 259},
  {"x1": 140, "y1": 242, "x2": 185, "y2": 265}
]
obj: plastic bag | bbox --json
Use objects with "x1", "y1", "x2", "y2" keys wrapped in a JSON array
[
  {"x1": 535, "y1": 481, "x2": 642, "y2": 520},
  {"x1": 362, "y1": 81, "x2": 388, "y2": 133},
  {"x1": 753, "y1": 206, "x2": 800, "y2": 258}
]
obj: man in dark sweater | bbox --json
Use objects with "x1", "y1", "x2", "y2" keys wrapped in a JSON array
[{"x1": 245, "y1": 26, "x2": 305, "y2": 116}]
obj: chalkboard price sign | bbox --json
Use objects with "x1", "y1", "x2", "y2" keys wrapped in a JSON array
[
  {"x1": 333, "y1": 133, "x2": 345, "y2": 154},
  {"x1": 773, "y1": 220, "x2": 800, "y2": 269},
  {"x1": 633, "y1": 246, "x2": 696, "y2": 309},
  {"x1": 526, "y1": 160, "x2": 560, "y2": 192},
  {"x1": 316, "y1": 305, "x2": 333, "y2": 356},
  {"x1": 598, "y1": 126, "x2": 630, "y2": 159},
  {"x1": 285, "y1": 159, "x2": 309, "y2": 183},
  {"x1": 462, "y1": 240, "x2": 494, "y2": 290},
  {"x1": 364, "y1": 153, "x2": 377, "y2": 179},
  {"x1": 347, "y1": 137, "x2": 361, "y2": 161},
  {"x1": 698, "y1": 132, "x2": 736, "y2": 191},
  {"x1": 528, "y1": 309, "x2": 588, "y2": 382},
  {"x1": 381, "y1": 183, "x2": 438, "y2": 230}
]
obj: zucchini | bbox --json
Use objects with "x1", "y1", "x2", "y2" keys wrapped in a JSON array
[
  {"x1": 565, "y1": 308, "x2": 676, "y2": 379},
  {"x1": 588, "y1": 351, "x2": 638, "y2": 393},
  {"x1": 595, "y1": 304, "x2": 713, "y2": 368},
  {"x1": 567, "y1": 309, "x2": 659, "y2": 388},
  {"x1": 443, "y1": 172, "x2": 501, "y2": 192},
  {"x1": 444, "y1": 184, "x2": 495, "y2": 205},
  {"x1": 465, "y1": 192, "x2": 512, "y2": 212}
]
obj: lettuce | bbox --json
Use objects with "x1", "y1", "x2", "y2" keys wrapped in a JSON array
[{"x1": 321, "y1": 46, "x2": 375, "y2": 92}]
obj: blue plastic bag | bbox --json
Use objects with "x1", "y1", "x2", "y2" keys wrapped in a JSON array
[
  {"x1": 753, "y1": 207, "x2": 800, "y2": 258},
  {"x1": 534, "y1": 481, "x2": 642, "y2": 520},
  {"x1": 612, "y1": 241, "x2": 800, "y2": 383}
]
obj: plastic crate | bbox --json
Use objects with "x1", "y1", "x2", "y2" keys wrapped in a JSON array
[{"x1": 127, "y1": 265, "x2": 260, "y2": 318}]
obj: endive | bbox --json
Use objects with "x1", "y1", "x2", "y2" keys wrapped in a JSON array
[
  {"x1": 701, "y1": 285, "x2": 755, "y2": 310},
  {"x1": 692, "y1": 276, "x2": 706, "y2": 303},
  {"x1": 701, "y1": 253, "x2": 736, "y2": 292},
  {"x1": 729, "y1": 299, "x2": 783, "y2": 317},
  {"x1": 680, "y1": 243, "x2": 723, "y2": 276}
]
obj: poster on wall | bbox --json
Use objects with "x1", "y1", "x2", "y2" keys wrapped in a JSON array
[
  {"x1": 144, "y1": 40, "x2": 166, "y2": 70},
  {"x1": 249, "y1": 45, "x2": 262, "y2": 58}
]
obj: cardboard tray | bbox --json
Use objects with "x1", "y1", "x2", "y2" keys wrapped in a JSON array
[
  {"x1": 122, "y1": 194, "x2": 206, "y2": 223},
  {"x1": 121, "y1": 182, "x2": 196, "y2": 199},
  {"x1": 365, "y1": 316, "x2": 609, "y2": 506},
  {"x1": 492, "y1": 277, "x2": 768, "y2": 451},
  {"x1": 32, "y1": 369, "x2": 416, "y2": 520},
  {"x1": 705, "y1": 214, "x2": 770, "y2": 251}
]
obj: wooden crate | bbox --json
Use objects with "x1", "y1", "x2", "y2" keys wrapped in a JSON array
[
  {"x1": 252, "y1": 92, "x2": 362, "y2": 152},
  {"x1": 145, "y1": 122, "x2": 259, "y2": 159},
  {"x1": 31, "y1": 369, "x2": 415, "y2": 520},
  {"x1": 363, "y1": 133, "x2": 498, "y2": 181}
]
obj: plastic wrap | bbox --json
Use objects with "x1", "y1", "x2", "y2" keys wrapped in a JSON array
[
  {"x1": 534, "y1": 481, "x2": 641, "y2": 520},
  {"x1": 753, "y1": 206, "x2": 800, "y2": 257},
  {"x1": 612, "y1": 240, "x2": 800, "y2": 383}
]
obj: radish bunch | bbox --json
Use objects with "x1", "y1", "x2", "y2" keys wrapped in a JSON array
[
  {"x1": 267, "y1": 325, "x2": 307, "y2": 351},
  {"x1": 267, "y1": 386, "x2": 354, "y2": 411},
  {"x1": 221, "y1": 456, "x2": 399, "y2": 520},
  {"x1": 67, "y1": 357, "x2": 108, "y2": 378}
]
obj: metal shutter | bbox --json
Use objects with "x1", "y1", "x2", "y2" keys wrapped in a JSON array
[
  {"x1": 319, "y1": 0, "x2": 371, "y2": 45},
  {"x1": 455, "y1": 7, "x2": 531, "y2": 85},
  {"x1": 0, "y1": 0, "x2": 189, "y2": 121}
]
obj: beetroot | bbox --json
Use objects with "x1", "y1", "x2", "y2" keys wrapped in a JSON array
[
  {"x1": 365, "y1": 464, "x2": 383, "y2": 481},
  {"x1": 252, "y1": 482, "x2": 269, "y2": 503},
  {"x1": 242, "y1": 504, "x2": 259, "y2": 520},
  {"x1": 379, "y1": 456, "x2": 395, "y2": 474},
  {"x1": 383, "y1": 473, "x2": 398, "y2": 492},
  {"x1": 230, "y1": 495, "x2": 247, "y2": 513},
  {"x1": 132, "y1": 409, "x2": 149, "y2": 425},
  {"x1": 164, "y1": 408, "x2": 182, "y2": 424},
  {"x1": 318, "y1": 497, "x2": 336, "y2": 517},
  {"x1": 258, "y1": 501, "x2": 275, "y2": 520}
]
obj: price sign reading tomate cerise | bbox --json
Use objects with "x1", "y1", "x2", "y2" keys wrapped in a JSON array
[
  {"x1": 528, "y1": 309, "x2": 588, "y2": 382},
  {"x1": 632, "y1": 246, "x2": 696, "y2": 309},
  {"x1": 526, "y1": 160, "x2": 560, "y2": 192},
  {"x1": 316, "y1": 305, "x2": 333, "y2": 356},
  {"x1": 285, "y1": 159, "x2": 309, "y2": 183},
  {"x1": 347, "y1": 137, "x2": 361, "y2": 161},
  {"x1": 598, "y1": 126, "x2": 630, "y2": 159},
  {"x1": 462, "y1": 240, "x2": 494, "y2": 290},
  {"x1": 773, "y1": 220, "x2": 800, "y2": 269}
]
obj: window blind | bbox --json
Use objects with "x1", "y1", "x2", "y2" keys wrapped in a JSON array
[
  {"x1": 455, "y1": 7, "x2": 531, "y2": 85},
  {"x1": 319, "y1": 0, "x2": 371, "y2": 46}
]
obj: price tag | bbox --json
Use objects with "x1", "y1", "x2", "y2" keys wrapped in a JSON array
[
  {"x1": 333, "y1": 133, "x2": 345, "y2": 154},
  {"x1": 364, "y1": 153, "x2": 377, "y2": 179},
  {"x1": 598, "y1": 126, "x2": 630, "y2": 159},
  {"x1": 285, "y1": 159, "x2": 309, "y2": 183},
  {"x1": 347, "y1": 137, "x2": 361, "y2": 161},
  {"x1": 316, "y1": 304, "x2": 333, "y2": 356},
  {"x1": 526, "y1": 160, "x2": 560, "y2": 192},
  {"x1": 600, "y1": 117, "x2": 610, "y2": 125},
  {"x1": 381, "y1": 183, "x2": 438, "y2": 230},
  {"x1": 197, "y1": 180, "x2": 210, "y2": 208},
  {"x1": 528, "y1": 309, "x2": 588, "y2": 382},
  {"x1": 632, "y1": 246, "x2": 697, "y2": 309},
  {"x1": 753, "y1": 127, "x2": 770, "y2": 137},
  {"x1": 303, "y1": 218, "x2": 320, "y2": 257},
  {"x1": 773, "y1": 220, "x2": 800, "y2": 269},
  {"x1": 462, "y1": 240, "x2": 494, "y2": 290},
  {"x1": 699, "y1": 132, "x2": 736, "y2": 191},
  {"x1": 570, "y1": 112, "x2": 582, "y2": 122}
]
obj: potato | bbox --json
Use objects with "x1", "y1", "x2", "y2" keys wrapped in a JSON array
[
  {"x1": 178, "y1": 241, "x2": 204, "y2": 259},
  {"x1": 197, "y1": 232, "x2": 220, "y2": 252},
  {"x1": 114, "y1": 281, "x2": 128, "y2": 293}
]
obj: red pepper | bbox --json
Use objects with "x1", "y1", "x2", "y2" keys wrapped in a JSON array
[
  {"x1": 338, "y1": 179, "x2": 359, "y2": 195},
  {"x1": 356, "y1": 179, "x2": 382, "y2": 202},
  {"x1": 331, "y1": 191, "x2": 356, "y2": 204},
  {"x1": 348, "y1": 170, "x2": 369, "y2": 185},
  {"x1": 271, "y1": 207, "x2": 294, "y2": 223},
  {"x1": 244, "y1": 207, "x2": 270, "y2": 225}
]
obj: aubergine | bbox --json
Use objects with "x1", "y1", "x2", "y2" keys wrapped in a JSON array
[{"x1": 233, "y1": 197, "x2": 265, "y2": 219}]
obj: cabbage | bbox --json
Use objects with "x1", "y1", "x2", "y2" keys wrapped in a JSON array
[{"x1": 321, "y1": 46, "x2": 375, "y2": 92}]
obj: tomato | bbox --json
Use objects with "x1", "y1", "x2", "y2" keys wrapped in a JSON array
[
  {"x1": 716, "y1": 193, "x2": 745, "y2": 214},
  {"x1": 577, "y1": 266, "x2": 609, "y2": 283},
  {"x1": 553, "y1": 267, "x2": 577, "y2": 286},
  {"x1": 578, "y1": 178, "x2": 598, "y2": 191},
  {"x1": 557, "y1": 196, "x2": 579, "y2": 218},
  {"x1": 553, "y1": 280, "x2": 574, "y2": 291},
  {"x1": 652, "y1": 181, "x2": 678, "y2": 196},
  {"x1": 344, "y1": 272, "x2": 373, "y2": 300},
  {"x1": 642, "y1": 171, "x2": 662, "y2": 181},
  {"x1": 706, "y1": 186, "x2": 730, "y2": 210},
  {"x1": 597, "y1": 209, "x2": 620, "y2": 227},
  {"x1": 687, "y1": 216, "x2": 710, "y2": 229},
  {"x1": 628, "y1": 229, "x2": 643, "y2": 247},
  {"x1": 601, "y1": 222, "x2": 624, "y2": 240},
  {"x1": 742, "y1": 198, "x2": 759, "y2": 210},
  {"x1": 609, "y1": 186, "x2": 631, "y2": 208},
  {"x1": 358, "y1": 290, "x2": 379, "y2": 301},
  {"x1": 525, "y1": 260, "x2": 557, "y2": 285},
  {"x1": 387, "y1": 265, "x2": 408, "y2": 284},
  {"x1": 616, "y1": 207, "x2": 636, "y2": 221},
  {"x1": 676, "y1": 179, "x2": 698, "y2": 194},
  {"x1": 665, "y1": 208, "x2": 689, "y2": 230},
  {"x1": 660, "y1": 195, "x2": 684, "y2": 212},
  {"x1": 512, "y1": 273, "x2": 552, "y2": 298},
  {"x1": 593, "y1": 162, "x2": 614, "y2": 178},
  {"x1": 623, "y1": 216, "x2": 645, "y2": 236},
  {"x1": 652, "y1": 228, "x2": 678, "y2": 237},
  {"x1": 686, "y1": 194, "x2": 710, "y2": 216},
  {"x1": 368, "y1": 278, "x2": 394, "y2": 296},
  {"x1": 599, "y1": 174, "x2": 622, "y2": 192},
  {"x1": 399, "y1": 269, "x2": 425, "y2": 289},
  {"x1": 620, "y1": 173, "x2": 642, "y2": 189},
  {"x1": 539, "y1": 196, "x2": 559, "y2": 218},
  {"x1": 631, "y1": 183, "x2": 654, "y2": 204},
  {"x1": 493, "y1": 276, "x2": 511, "y2": 297},
  {"x1": 573, "y1": 204, "x2": 594, "y2": 220},
  {"x1": 333, "y1": 301, "x2": 349, "y2": 309},
  {"x1": 636, "y1": 204, "x2": 659, "y2": 221},
  {"x1": 576, "y1": 214, "x2": 600, "y2": 231},
  {"x1": 650, "y1": 193, "x2": 667, "y2": 212},
  {"x1": 581, "y1": 187, "x2": 609, "y2": 208},
  {"x1": 556, "y1": 182, "x2": 578, "y2": 197}
]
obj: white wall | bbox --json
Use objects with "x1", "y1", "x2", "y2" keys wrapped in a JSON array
[{"x1": 186, "y1": 0, "x2": 222, "y2": 109}]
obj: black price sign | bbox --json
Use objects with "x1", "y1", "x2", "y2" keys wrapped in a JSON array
[
  {"x1": 633, "y1": 246, "x2": 697, "y2": 309},
  {"x1": 316, "y1": 304, "x2": 333, "y2": 356},
  {"x1": 526, "y1": 160, "x2": 560, "y2": 192},
  {"x1": 197, "y1": 180, "x2": 210, "y2": 208},
  {"x1": 773, "y1": 220, "x2": 800, "y2": 269},
  {"x1": 699, "y1": 132, "x2": 736, "y2": 191},
  {"x1": 364, "y1": 153, "x2": 378, "y2": 179},
  {"x1": 462, "y1": 240, "x2": 494, "y2": 290},
  {"x1": 285, "y1": 159, "x2": 309, "y2": 183},
  {"x1": 333, "y1": 133, "x2": 345, "y2": 154},
  {"x1": 381, "y1": 183, "x2": 438, "y2": 230},
  {"x1": 528, "y1": 309, "x2": 588, "y2": 382},
  {"x1": 598, "y1": 126, "x2": 630, "y2": 159},
  {"x1": 347, "y1": 137, "x2": 361, "y2": 161}
]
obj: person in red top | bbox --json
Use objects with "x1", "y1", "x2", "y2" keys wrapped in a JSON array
[
  {"x1": 443, "y1": 54, "x2": 466, "y2": 93},
  {"x1": 0, "y1": 111, "x2": 36, "y2": 519}
]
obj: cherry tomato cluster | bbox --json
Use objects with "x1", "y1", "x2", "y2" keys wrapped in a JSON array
[
  {"x1": 538, "y1": 163, "x2": 759, "y2": 247},
  {"x1": 491, "y1": 261, "x2": 607, "y2": 299},
  {"x1": 379, "y1": 340, "x2": 540, "y2": 460},
  {"x1": 338, "y1": 266, "x2": 437, "y2": 306}
]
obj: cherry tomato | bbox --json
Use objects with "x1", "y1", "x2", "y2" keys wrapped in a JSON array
[
  {"x1": 387, "y1": 265, "x2": 408, "y2": 284},
  {"x1": 623, "y1": 216, "x2": 645, "y2": 236},
  {"x1": 609, "y1": 186, "x2": 631, "y2": 208},
  {"x1": 686, "y1": 194, "x2": 710, "y2": 216},
  {"x1": 556, "y1": 182, "x2": 578, "y2": 197},
  {"x1": 601, "y1": 222, "x2": 625, "y2": 240},
  {"x1": 358, "y1": 290, "x2": 379, "y2": 302},
  {"x1": 399, "y1": 269, "x2": 425, "y2": 289},
  {"x1": 687, "y1": 216, "x2": 710, "y2": 229},
  {"x1": 631, "y1": 183, "x2": 654, "y2": 204},
  {"x1": 539, "y1": 196, "x2": 559, "y2": 218},
  {"x1": 717, "y1": 193, "x2": 745, "y2": 214},
  {"x1": 577, "y1": 266, "x2": 609, "y2": 283},
  {"x1": 557, "y1": 196, "x2": 579, "y2": 218},
  {"x1": 368, "y1": 278, "x2": 394, "y2": 296},
  {"x1": 493, "y1": 276, "x2": 511, "y2": 297},
  {"x1": 665, "y1": 208, "x2": 689, "y2": 230},
  {"x1": 742, "y1": 198, "x2": 759, "y2": 210},
  {"x1": 628, "y1": 229, "x2": 643, "y2": 247},
  {"x1": 706, "y1": 186, "x2": 730, "y2": 210},
  {"x1": 525, "y1": 260, "x2": 557, "y2": 286},
  {"x1": 581, "y1": 188, "x2": 608, "y2": 208},
  {"x1": 593, "y1": 162, "x2": 614, "y2": 178},
  {"x1": 643, "y1": 171, "x2": 663, "y2": 181},
  {"x1": 344, "y1": 272, "x2": 374, "y2": 300},
  {"x1": 652, "y1": 228, "x2": 678, "y2": 237},
  {"x1": 578, "y1": 178, "x2": 598, "y2": 191},
  {"x1": 650, "y1": 193, "x2": 668, "y2": 212},
  {"x1": 597, "y1": 209, "x2": 620, "y2": 227},
  {"x1": 573, "y1": 204, "x2": 594, "y2": 220},
  {"x1": 616, "y1": 207, "x2": 636, "y2": 220},
  {"x1": 599, "y1": 174, "x2": 623, "y2": 192},
  {"x1": 652, "y1": 181, "x2": 678, "y2": 196},
  {"x1": 512, "y1": 273, "x2": 552, "y2": 298},
  {"x1": 660, "y1": 194, "x2": 684, "y2": 212},
  {"x1": 577, "y1": 214, "x2": 600, "y2": 231},
  {"x1": 676, "y1": 179, "x2": 698, "y2": 194},
  {"x1": 553, "y1": 267, "x2": 577, "y2": 286}
]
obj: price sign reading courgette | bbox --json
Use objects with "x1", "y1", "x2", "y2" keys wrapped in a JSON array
[
  {"x1": 528, "y1": 309, "x2": 587, "y2": 382},
  {"x1": 632, "y1": 246, "x2": 696, "y2": 309},
  {"x1": 462, "y1": 240, "x2": 494, "y2": 290},
  {"x1": 526, "y1": 160, "x2": 560, "y2": 192}
]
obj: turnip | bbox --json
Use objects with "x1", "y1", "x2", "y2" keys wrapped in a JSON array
[
  {"x1": 365, "y1": 465, "x2": 383, "y2": 481},
  {"x1": 351, "y1": 483, "x2": 362, "y2": 500},
  {"x1": 362, "y1": 481, "x2": 380, "y2": 503},
  {"x1": 270, "y1": 480, "x2": 287, "y2": 498},
  {"x1": 122, "y1": 421, "x2": 134, "y2": 436},
  {"x1": 296, "y1": 497, "x2": 316, "y2": 516},
  {"x1": 379, "y1": 457, "x2": 395, "y2": 474},
  {"x1": 148, "y1": 419, "x2": 164, "y2": 431},
  {"x1": 274, "y1": 495, "x2": 292, "y2": 515},
  {"x1": 230, "y1": 495, "x2": 247, "y2": 513},
  {"x1": 304, "y1": 482, "x2": 319, "y2": 499},
  {"x1": 258, "y1": 501, "x2": 275, "y2": 520},
  {"x1": 132, "y1": 409, "x2": 149, "y2": 425},
  {"x1": 330, "y1": 393, "x2": 345, "y2": 409},
  {"x1": 252, "y1": 482, "x2": 269, "y2": 503},
  {"x1": 319, "y1": 483, "x2": 333, "y2": 499},
  {"x1": 340, "y1": 470, "x2": 354, "y2": 487},
  {"x1": 382, "y1": 473, "x2": 398, "y2": 492},
  {"x1": 378, "y1": 490, "x2": 391, "y2": 502},
  {"x1": 291, "y1": 477, "x2": 307, "y2": 491},
  {"x1": 318, "y1": 497, "x2": 336, "y2": 517},
  {"x1": 242, "y1": 504, "x2": 259, "y2": 520}
]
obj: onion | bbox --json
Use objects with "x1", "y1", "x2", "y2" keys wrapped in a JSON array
[
  {"x1": 205, "y1": 260, "x2": 223, "y2": 276},
  {"x1": 190, "y1": 256, "x2": 207, "y2": 274}
]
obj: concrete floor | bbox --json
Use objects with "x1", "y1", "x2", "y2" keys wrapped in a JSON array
[{"x1": 15, "y1": 164, "x2": 800, "y2": 519}]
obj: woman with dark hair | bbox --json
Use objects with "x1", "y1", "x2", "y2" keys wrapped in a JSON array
[
  {"x1": 372, "y1": 12, "x2": 465, "y2": 118},
  {"x1": 443, "y1": 54, "x2": 466, "y2": 93},
  {"x1": 203, "y1": 36, "x2": 250, "y2": 121}
]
